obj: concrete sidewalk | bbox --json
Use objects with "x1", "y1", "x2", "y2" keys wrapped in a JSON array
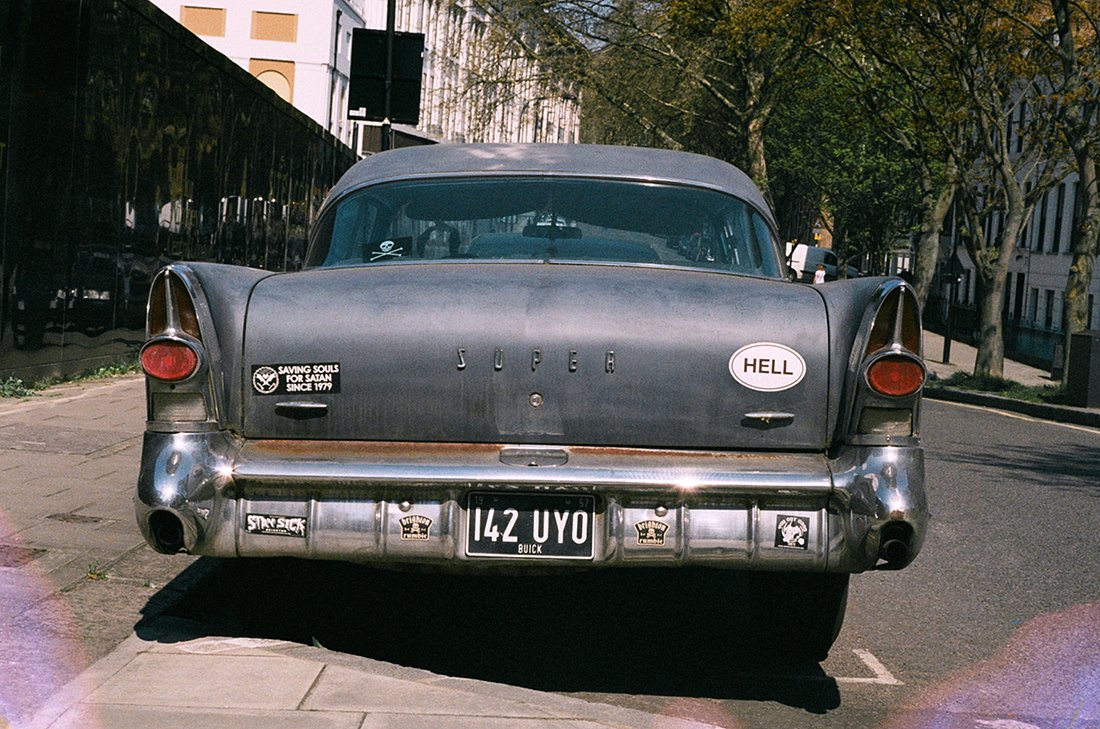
[
  {"x1": 1, "y1": 334, "x2": 1096, "y2": 729},
  {"x1": 0, "y1": 376, "x2": 724, "y2": 729},
  {"x1": 26, "y1": 621, "x2": 723, "y2": 729},
  {"x1": 921, "y1": 330, "x2": 1055, "y2": 387}
]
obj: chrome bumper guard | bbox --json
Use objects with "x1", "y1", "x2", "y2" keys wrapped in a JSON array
[{"x1": 135, "y1": 432, "x2": 927, "y2": 572}]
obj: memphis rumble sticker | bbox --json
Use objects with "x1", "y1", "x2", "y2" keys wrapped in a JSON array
[{"x1": 251, "y1": 362, "x2": 341, "y2": 395}]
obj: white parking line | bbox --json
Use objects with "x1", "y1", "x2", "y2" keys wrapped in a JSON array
[
  {"x1": 934, "y1": 398, "x2": 1100, "y2": 436},
  {"x1": 834, "y1": 649, "x2": 903, "y2": 685}
]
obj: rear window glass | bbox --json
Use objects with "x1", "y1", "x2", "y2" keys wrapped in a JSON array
[{"x1": 306, "y1": 177, "x2": 783, "y2": 278}]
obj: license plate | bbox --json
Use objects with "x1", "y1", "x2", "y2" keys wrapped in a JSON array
[{"x1": 466, "y1": 492, "x2": 595, "y2": 559}]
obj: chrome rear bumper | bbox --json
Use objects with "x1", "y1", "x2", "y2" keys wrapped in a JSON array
[{"x1": 135, "y1": 432, "x2": 927, "y2": 572}]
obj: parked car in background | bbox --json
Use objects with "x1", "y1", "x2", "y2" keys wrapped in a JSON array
[
  {"x1": 787, "y1": 242, "x2": 861, "y2": 282},
  {"x1": 135, "y1": 144, "x2": 928, "y2": 659}
]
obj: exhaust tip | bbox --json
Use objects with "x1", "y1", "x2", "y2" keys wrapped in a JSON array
[
  {"x1": 148, "y1": 510, "x2": 187, "y2": 554},
  {"x1": 877, "y1": 522, "x2": 913, "y2": 569}
]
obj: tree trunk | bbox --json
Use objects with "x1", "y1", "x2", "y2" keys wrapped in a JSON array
[
  {"x1": 972, "y1": 201, "x2": 1027, "y2": 378},
  {"x1": 744, "y1": 68, "x2": 771, "y2": 204},
  {"x1": 974, "y1": 270, "x2": 1006, "y2": 377},
  {"x1": 912, "y1": 166, "x2": 957, "y2": 309},
  {"x1": 1063, "y1": 150, "x2": 1100, "y2": 376}
]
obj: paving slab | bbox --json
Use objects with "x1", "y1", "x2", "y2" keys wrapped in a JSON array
[
  {"x1": 85, "y1": 653, "x2": 324, "y2": 710},
  {"x1": 44, "y1": 705, "x2": 366, "y2": 729},
  {"x1": 300, "y1": 665, "x2": 557, "y2": 717},
  {"x1": 359, "y1": 717, "x2": 613, "y2": 729}
]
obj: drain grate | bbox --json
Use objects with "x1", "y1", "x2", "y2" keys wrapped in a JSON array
[
  {"x1": 46, "y1": 512, "x2": 103, "y2": 524},
  {"x1": 0, "y1": 543, "x2": 48, "y2": 568}
]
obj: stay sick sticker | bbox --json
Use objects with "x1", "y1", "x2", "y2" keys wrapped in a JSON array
[{"x1": 251, "y1": 362, "x2": 341, "y2": 395}]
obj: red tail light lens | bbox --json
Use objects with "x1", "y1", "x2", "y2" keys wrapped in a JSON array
[
  {"x1": 141, "y1": 341, "x2": 199, "y2": 382},
  {"x1": 867, "y1": 356, "x2": 924, "y2": 396}
]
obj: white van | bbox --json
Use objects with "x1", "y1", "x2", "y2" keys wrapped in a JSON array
[{"x1": 786, "y1": 243, "x2": 860, "y2": 282}]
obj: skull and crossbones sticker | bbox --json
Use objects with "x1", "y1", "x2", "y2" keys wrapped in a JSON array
[{"x1": 370, "y1": 240, "x2": 404, "y2": 261}]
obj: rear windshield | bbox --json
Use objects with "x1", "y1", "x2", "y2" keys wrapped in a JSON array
[{"x1": 305, "y1": 176, "x2": 783, "y2": 278}]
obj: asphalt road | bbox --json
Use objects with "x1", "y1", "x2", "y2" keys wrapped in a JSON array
[{"x1": 149, "y1": 398, "x2": 1100, "y2": 728}]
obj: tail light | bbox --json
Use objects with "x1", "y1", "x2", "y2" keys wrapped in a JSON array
[
  {"x1": 851, "y1": 281, "x2": 925, "y2": 439},
  {"x1": 144, "y1": 267, "x2": 212, "y2": 426},
  {"x1": 148, "y1": 272, "x2": 202, "y2": 341},
  {"x1": 141, "y1": 340, "x2": 199, "y2": 382},
  {"x1": 867, "y1": 355, "x2": 925, "y2": 397}
]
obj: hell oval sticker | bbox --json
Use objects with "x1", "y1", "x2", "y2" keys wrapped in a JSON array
[{"x1": 729, "y1": 342, "x2": 807, "y2": 392}]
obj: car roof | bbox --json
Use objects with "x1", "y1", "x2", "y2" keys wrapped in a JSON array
[{"x1": 326, "y1": 144, "x2": 774, "y2": 224}]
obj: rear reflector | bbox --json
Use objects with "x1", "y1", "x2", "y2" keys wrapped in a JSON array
[
  {"x1": 858, "y1": 407, "x2": 913, "y2": 436},
  {"x1": 151, "y1": 392, "x2": 208, "y2": 422},
  {"x1": 867, "y1": 356, "x2": 924, "y2": 397},
  {"x1": 141, "y1": 341, "x2": 199, "y2": 382}
]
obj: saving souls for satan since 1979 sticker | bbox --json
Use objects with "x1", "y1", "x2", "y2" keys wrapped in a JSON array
[{"x1": 252, "y1": 363, "x2": 341, "y2": 395}]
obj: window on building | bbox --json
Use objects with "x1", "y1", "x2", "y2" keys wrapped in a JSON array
[
  {"x1": 1052, "y1": 182, "x2": 1066, "y2": 253},
  {"x1": 1013, "y1": 272, "x2": 1025, "y2": 319},
  {"x1": 1044, "y1": 289, "x2": 1055, "y2": 329},
  {"x1": 1070, "y1": 179, "x2": 1080, "y2": 229},
  {"x1": 1089, "y1": 294, "x2": 1095, "y2": 329},
  {"x1": 252, "y1": 11, "x2": 298, "y2": 43},
  {"x1": 249, "y1": 59, "x2": 295, "y2": 103},
  {"x1": 1020, "y1": 181, "x2": 1032, "y2": 247},
  {"x1": 181, "y1": 6, "x2": 226, "y2": 37},
  {"x1": 1036, "y1": 188, "x2": 1049, "y2": 252},
  {"x1": 1029, "y1": 287, "x2": 1039, "y2": 322},
  {"x1": 1016, "y1": 101, "x2": 1026, "y2": 154}
]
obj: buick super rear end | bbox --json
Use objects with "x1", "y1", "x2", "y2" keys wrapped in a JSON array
[{"x1": 135, "y1": 144, "x2": 928, "y2": 658}]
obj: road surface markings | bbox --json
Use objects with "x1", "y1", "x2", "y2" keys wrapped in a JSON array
[
  {"x1": 936, "y1": 399, "x2": 1100, "y2": 436},
  {"x1": 834, "y1": 649, "x2": 903, "y2": 685}
]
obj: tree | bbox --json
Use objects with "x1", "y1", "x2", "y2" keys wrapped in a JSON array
[
  {"x1": 1003, "y1": 0, "x2": 1100, "y2": 380},
  {"x1": 470, "y1": 0, "x2": 825, "y2": 199},
  {"x1": 833, "y1": 0, "x2": 1063, "y2": 377},
  {"x1": 768, "y1": 54, "x2": 923, "y2": 273},
  {"x1": 816, "y1": 1, "x2": 965, "y2": 307}
]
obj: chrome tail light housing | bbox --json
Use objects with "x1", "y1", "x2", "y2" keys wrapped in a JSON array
[
  {"x1": 846, "y1": 280, "x2": 926, "y2": 444},
  {"x1": 143, "y1": 266, "x2": 219, "y2": 429}
]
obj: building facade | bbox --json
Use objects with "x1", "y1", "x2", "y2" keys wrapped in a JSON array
[
  {"x1": 384, "y1": 0, "x2": 580, "y2": 151},
  {"x1": 151, "y1": 0, "x2": 580, "y2": 153},
  {"x1": 932, "y1": 169, "x2": 1100, "y2": 369},
  {"x1": 149, "y1": 0, "x2": 366, "y2": 147}
]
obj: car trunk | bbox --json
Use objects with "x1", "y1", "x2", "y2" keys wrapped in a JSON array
[{"x1": 241, "y1": 262, "x2": 832, "y2": 451}]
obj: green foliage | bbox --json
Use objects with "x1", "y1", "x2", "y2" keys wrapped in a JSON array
[
  {"x1": 768, "y1": 54, "x2": 922, "y2": 266},
  {"x1": 1, "y1": 359, "x2": 137, "y2": 398},
  {"x1": 0, "y1": 377, "x2": 38, "y2": 398},
  {"x1": 936, "y1": 372, "x2": 1068, "y2": 404},
  {"x1": 85, "y1": 563, "x2": 109, "y2": 581}
]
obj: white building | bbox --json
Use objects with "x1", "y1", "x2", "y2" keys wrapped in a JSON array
[
  {"x1": 383, "y1": 0, "x2": 580, "y2": 151},
  {"x1": 148, "y1": 0, "x2": 580, "y2": 152},
  {"x1": 940, "y1": 169, "x2": 1100, "y2": 366},
  {"x1": 150, "y1": 0, "x2": 366, "y2": 147}
]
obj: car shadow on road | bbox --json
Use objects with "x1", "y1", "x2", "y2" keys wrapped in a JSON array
[
  {"x1": 136, "y1": 557, "x2": 841, "y2": 714},
  {"x1": 931, "y1": 440, "x2": 1100, "y2": 496}
]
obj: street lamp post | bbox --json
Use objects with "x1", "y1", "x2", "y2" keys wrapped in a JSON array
[
  {"x1": 381, "y1": 0, "x2": 396, "y2": 151},
  {"x1": 942, "y1": 250, "x2": 963, "y2": 364}
]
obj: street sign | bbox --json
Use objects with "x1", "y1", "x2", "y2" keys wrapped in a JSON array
[{"x1": 348, "y1": 28, "x2": 424, "y2": 124}]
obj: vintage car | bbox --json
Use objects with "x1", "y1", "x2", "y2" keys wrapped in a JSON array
[{"x1": 135, "y1": 144, "x2": 927, "y2": 658}]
